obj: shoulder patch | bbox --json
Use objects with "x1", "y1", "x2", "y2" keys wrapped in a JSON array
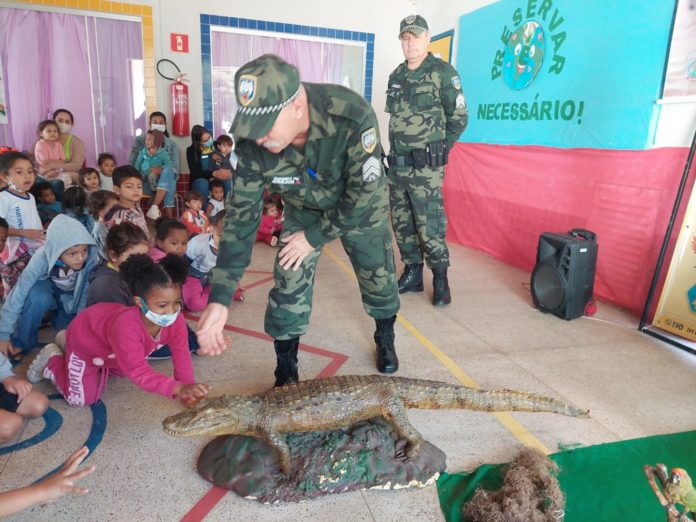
[
  {"x1": 456, "y1": 93, "x2": 466, "y2": 110},
  {"x1": 362, "y1": 157, "x2": 381, "y2": 182},
  {"x1": 361, "y1": 128, "x2": 377, "y2": 154},
  {"x1": 451, "y1": 76, "x2": 461, "y2": 90}
]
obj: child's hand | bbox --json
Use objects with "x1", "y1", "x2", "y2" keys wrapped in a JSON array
[
  {"x1": 2, "y1": 376, "x2": 32, "y2": 402},
  {"x1": 149, "y1": 166, "x2": 163, "y2": 175},
  {"x1": 22, "y1": 229, "x2": 45, "y2": 241},
  {"x1": 212, "y1": 169, "x2": 231, "y2": 181},
  {"x1": 0, "y1": 340, "x2": 12, "y2": 357},
  {"x1": 36, "y1": 447, "x2": 95, "y2": 502},
  {"x1": 176, "y1": 383, "x2": 210, "y2": 407}
]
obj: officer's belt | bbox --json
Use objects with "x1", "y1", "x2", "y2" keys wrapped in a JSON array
[{"x1": 387, "y1": 140, "x2": 448, "y2": 169}]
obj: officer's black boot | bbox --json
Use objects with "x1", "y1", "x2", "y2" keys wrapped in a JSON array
[
  {"x1": 432, "y1": 267, "x2": 452, "y2": 306},
  {"x1": 273, "y1": 337, "x2": 299, "y2": 387},
  {"x1": 397, "y1": 263, "x2": 424, "y2": 294},
  {"x1": 374, "y1": 315, "x2": 398, "y2": 374}
]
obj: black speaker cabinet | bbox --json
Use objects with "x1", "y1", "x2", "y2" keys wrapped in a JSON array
[{"x1": 531, "y1": 229, "x2": 598, "y2": 320}]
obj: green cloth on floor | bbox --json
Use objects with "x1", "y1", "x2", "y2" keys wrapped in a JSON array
[{"x1": 437, "y1": 430, "x2": 696, "y2": 521}]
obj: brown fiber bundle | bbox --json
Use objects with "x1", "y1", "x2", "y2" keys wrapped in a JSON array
[{"x1": 462, "y1": 447, "x2": 565, "y2": 522}]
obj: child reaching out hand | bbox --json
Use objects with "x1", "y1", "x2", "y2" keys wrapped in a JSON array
[
  {"x1": 0, "y1": 446, "x2": 95, "y2": 517},
  {"x1": 28, "y1": 253, "x2": 211, "y2": 407}
]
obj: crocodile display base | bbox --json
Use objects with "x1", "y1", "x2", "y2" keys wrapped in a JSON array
[{"x1": 197, "y1": 417, "x2": 446, "y2": 503}]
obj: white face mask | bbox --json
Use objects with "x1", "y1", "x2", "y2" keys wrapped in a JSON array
[
  {"x1": 57, "y1": 122, "x2": 72, "y2": 134},
  {"x1": 151, "y1": 123, "x2": 166, "y2": 133},
  {"x1": 138, "y1": 297, "x2": 180, "y2": 328}
]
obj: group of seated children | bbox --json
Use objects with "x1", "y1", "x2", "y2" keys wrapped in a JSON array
[
  {"x1": 0, "y1": 151, "x2": 216, "y2": 446},
  {"x1": 0, "y1": 128, "x2": 252, "y2": 515}
]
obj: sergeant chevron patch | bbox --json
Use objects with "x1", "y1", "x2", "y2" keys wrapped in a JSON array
[{"x1": 362, "y1": 156, "x2": 381, "y2": 182}]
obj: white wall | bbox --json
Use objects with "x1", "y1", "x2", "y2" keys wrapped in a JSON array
[{"x1": 140, "y1": 0, "x2": 414, "y2": 153}]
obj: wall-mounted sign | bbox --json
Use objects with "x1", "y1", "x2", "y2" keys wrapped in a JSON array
[{"x1": 170, "y1": 33, "x2": 189, "y2": 53}]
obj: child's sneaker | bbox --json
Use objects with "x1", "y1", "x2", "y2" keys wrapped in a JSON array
[
  {"x1": 27, "y1": 343, "x2": 63, "y2": 383},
  {"x1": 233, "y1": 287, "x2": 244, "y2": 302},
  {"x1": 146, "y1": 204, "x2": 161, "y2": 220}
]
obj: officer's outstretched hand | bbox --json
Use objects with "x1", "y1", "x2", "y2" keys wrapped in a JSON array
[
  {"x1": 196, "y1": 303, "x2": 231, "y2": 355},
  {"x1": 279, "y1": 231, "x2": 314, "y2": 271}
]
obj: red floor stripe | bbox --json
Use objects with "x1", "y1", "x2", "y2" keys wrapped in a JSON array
[
  {"x1": 180, "y1": 486, "x2": 228, "y2": 522},
  {"x1": 239, "y1": 275, "x2": 275, "y2": 291}
]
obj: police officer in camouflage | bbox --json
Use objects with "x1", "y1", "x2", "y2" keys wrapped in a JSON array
[
  {"x1": 386, "y1": 15, "x2": 468, "y2": 306},
  {"x1": 196, "y1": 54, "x2": 401, "y2": 386}
]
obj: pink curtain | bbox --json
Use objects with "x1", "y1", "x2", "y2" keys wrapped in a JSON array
[
  {"x1": 211, "y1": 31, "x2": 345, "y2": 137},
  {"x1": 0, "y1": 8, "x2": 144, "y2": 166}
]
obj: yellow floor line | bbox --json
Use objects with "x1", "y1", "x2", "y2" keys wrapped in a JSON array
[{"x1": 323, "y1": 245, "x2": 551, "y2": 455}]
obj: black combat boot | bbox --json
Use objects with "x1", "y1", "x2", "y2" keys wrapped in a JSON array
[
  {"x1": 274, "y1": 337, "x2": 299, "y2": 387},
  {"x1": 397, "y1": 263, "x2": 424, "y2": 294},
  {"x1": 374, "y1": 315, "x2": 398, "y2": 374},
  {"x1": 432, "y1": 266, "x2": 451, "y2": 306}
]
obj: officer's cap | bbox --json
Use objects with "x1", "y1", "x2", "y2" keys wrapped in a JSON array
[
  {"x1": 399, "y1": 14, "x2": 429, "y2": 38},
  {"x1": 230, "y1": 54, "x2": 301, "y2": 141}
]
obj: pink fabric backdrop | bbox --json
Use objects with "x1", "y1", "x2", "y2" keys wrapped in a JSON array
[
  {"x1": 0, "y1": 8, "x2": 144, "y2": 165},
  {"x1": 443, "y1": 142, "x2": 693, "y2": 315},
  {"x1": 211, "y1": 31, "x2": 344, "y2": 137}
]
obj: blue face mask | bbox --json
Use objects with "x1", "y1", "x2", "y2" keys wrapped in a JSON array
[
  {"x1": 137, "y1": 297, "x2": 180, "y2": 328},
  {"x1": 202, "y1": 138, "x2": 214, "y2": 148}
]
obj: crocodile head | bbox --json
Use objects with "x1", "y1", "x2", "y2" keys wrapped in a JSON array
[{"x1": 163, "y1": 395, "x2": 249, "y2": 437}]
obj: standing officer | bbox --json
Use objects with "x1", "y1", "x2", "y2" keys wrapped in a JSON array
[
  {"x1": 386, "y1": 15, "x2": 468, "y2": 306},
  {"x1": 196, "y1": 54, "x2": 401, "y2": 386}
]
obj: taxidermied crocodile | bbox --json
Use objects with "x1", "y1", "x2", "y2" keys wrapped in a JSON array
[{"x1": 163, "y1": 375, "x2": 588, "y2": 475}]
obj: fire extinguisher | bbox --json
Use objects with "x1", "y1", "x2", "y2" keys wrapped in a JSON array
[{"x1": 157, "y1": 59, "x2": 189, "y2": 137}]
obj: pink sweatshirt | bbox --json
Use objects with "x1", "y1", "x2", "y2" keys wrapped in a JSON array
[
  {"x1": 65, "y1": 303, "x2": 195, "y2": 398},
  {"x1": 34, "y1": 139, "x2": 65, "y2": 174},
  {"x1": 148, "y1": 246, "x2": 167, "y2": 263}
]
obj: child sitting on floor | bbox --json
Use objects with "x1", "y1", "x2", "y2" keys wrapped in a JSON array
[
  {"x1": 256, "y1": 195, "x2": 284, "y2": 246},
  {"x1": 183, "y1": 210, "x2": 242, "y2": 311},
  {"x1": 0, "y1": 214, "x2": 97, "y2": 360},
  {"x1": 97, "y1": 153, "x2": 116, "y2": 191},
  {"x1": 0, "y1": 212, "x2": 47, "y2": 441},
  {"x1": 205, "y1": 179, "x2": 225, "y2": 219},
  {"x1": 103, "y1": 166, "x2": 148, "y2": 238},
  {"x1": 62, "y1": 186, "x2": 94, "y2": 234},
  {"x1": 34, "y1": 184, "x2": 62, "y2": 226},
  {"x1": 87, "y1": 190, "x2": 118, "y2": 262},
  {"x1": 150, "y1": 218, "x2": 189, "y2": 261},
  {"x1": 86, "y1": 222, "x2": 149, "y2": 307},
  {"x1": 181, "y1": 190, "x2": 210, "y2": 237},
  {"x1": 0, "y1": 151, "x2": 45, "y2": 301},
  {"x1": 79, "y1": 167, "x2": 101, "y2": 193},
  {"x1": 28, "y1": 254, "x2": 211, "y2": 407}
]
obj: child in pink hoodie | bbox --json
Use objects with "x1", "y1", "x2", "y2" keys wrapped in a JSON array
[{"x1": 27, "y1": 254, "x2": 211, "y2": 407}]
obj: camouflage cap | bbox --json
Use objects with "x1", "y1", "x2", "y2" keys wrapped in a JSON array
[
  {"x1": 399, "y1": 14, "x2": 429, "y2": 38},
  {"x1": 229, "y1": 54, "x2": 301, "y2": 141}
]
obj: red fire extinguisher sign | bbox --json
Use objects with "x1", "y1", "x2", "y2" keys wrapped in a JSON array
[{"x1": 170, "y1": 33, "x2": 189, "y2": 53}]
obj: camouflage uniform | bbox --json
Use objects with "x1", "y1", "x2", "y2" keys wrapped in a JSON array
[
  {"x1": 385, "y1": 51, "x2": 468, "y2": 270},
  {"x1": 209, "y1": 74, "x2": 399, "y2": 341}
]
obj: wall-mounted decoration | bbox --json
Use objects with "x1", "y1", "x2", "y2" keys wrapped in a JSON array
[{"x1": 429, "y1": 30, "x2": 453, "y2": 64}]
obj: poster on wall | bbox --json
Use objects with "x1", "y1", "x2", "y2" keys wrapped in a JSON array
[
  {"x1": 456, "y1": 0, "x2": 675, "y2": 149},
  {"x1": 0, "y1": 57, "x2": 6, "y2": 124},
  {"x1": 662, "y1": 0, "x2": 696, "y2": 98},
  {"x1": 652, "y1": 186, "x2": 696, "y2": 341},
  {"x1": 429, "y1": 30, "x2": 453, "y2": 64}
]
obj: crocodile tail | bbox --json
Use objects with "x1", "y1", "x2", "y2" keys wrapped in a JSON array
[{"x1": 395, "y1": 379, "x2": 588, "y2": 418}]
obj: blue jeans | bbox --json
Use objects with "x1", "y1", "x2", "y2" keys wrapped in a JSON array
[
  {"x1": 190, "y1": 177, "x2": 232, "y2": 207},
  {"x1": 11, "y1": 279, "x2": 75, "y2": 352},
  {"x1": 143, "y1": 166, "x2": 178, "y2": 208}
]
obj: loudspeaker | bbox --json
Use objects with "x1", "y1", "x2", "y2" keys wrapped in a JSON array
[{"x1": 531, "y1": 229, "x2": 598, "y2": 320}]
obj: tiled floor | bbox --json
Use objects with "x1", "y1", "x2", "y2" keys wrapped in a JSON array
[{"x1": 2, "y1": 239, "x2": 694, "y2": 521}]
